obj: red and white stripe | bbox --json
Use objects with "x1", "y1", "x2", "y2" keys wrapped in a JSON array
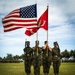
[{"x1": 2, "y1": 9, "x2": 37, "y2": 32}]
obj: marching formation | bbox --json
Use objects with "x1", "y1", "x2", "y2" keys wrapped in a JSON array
[
  {"x1": 23, "y1": 41, "x2": 61, "y2": 75},
  {"x1": 2, "y1": 3, "x2": 61, "y2": 75}
]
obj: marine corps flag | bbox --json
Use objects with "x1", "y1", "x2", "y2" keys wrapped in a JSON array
[
  {"x1": 25, "y1": 7, "x2": 48, "y2": 36},
  {"x1": 38, "y1": 6, "x2": 48, "y2": 30},
  {"x1": 25, "y1": 27, "x2": 39, "y2": 36}
]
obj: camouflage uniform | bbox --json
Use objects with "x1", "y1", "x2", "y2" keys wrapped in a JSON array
[
  {"x1": 23, "y1": 41, "x2": 33, "y2": 75},
  {"x1": 52, "y1": 42, "x2": 61, "y2": 75},
  {"x1": 42, "y1": 41, "x2": 52, "y2": 75},
  {"x1": 33, "y1": 41, "x2": 41, "y2": 75}
]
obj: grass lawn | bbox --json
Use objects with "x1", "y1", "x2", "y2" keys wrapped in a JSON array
[{"x1": 0, "y1": 62, "x2": 75, "y2": 75}]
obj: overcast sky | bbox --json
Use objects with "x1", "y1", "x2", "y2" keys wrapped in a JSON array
[{"x1": 0, "y1": 0, "x2": 75, "y2": 57}]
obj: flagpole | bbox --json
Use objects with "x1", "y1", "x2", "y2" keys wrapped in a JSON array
[
  {"x1": 47, "y1": 30, "x2": 48, "y2": 41},
  {"x1": 36, "y1": 31, "x2": 38, "y2": 56},
  {"x1": 36, "y1": 3, "x2": 38, "y2": 56},
  {"x1": 46, "y1": 6, "x2": 49, "y2": 56},
  {"x1": 25, "y1": 39, "x2": 27, "y2": 47},
  {"x1": 36, "y1": 30, "x2": 38, "y2": 41}
]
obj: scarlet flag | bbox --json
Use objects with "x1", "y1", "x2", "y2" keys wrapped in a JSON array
[
  {"x1": 25, "y1": 20, "x2": 40, "y2": 36},
  {"x1": 2, "y1": 4, "x2": 37, "y2": 32},
  {"x1": 25, "y1": 7, "x2": 48, "y2": 36},
  {"x1": 25, "y1": 27, "x2": 39, "y2": 36},
  {"x1": 38, "y1": 6, "x2": 48, "y2": 30}
]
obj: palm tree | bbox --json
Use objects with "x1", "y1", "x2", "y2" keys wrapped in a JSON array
[
  {"x1": 73, "y1": 50, "x2": 75, "y2": 58},
  {"x1": 13, "y1": 55, "x2": 20, "y2": 60},
  {"x1": 61, "y1": 49, "x2": 70, "y2": 59},
  {"x1": 6, "y1": 54, "x2": 13, "y2": 60},
  {"x1": 70, "y1": 50, "x2": 74, "y2": 57}
]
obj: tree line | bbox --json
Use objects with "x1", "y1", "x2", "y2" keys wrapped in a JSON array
[
  {"x1": 61, "y1": 49, "x2": 75, "y2": 59},
  {"x1": 0, "y1": 49, "x2": 75, "y2": 63},
  {"x1": 0, "y1": 54, "x2": 24, "y2": 63}
]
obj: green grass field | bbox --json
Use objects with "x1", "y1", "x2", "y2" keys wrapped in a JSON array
[{"x1": 0, "y1": 62, "x2": 75, "y2": 75}]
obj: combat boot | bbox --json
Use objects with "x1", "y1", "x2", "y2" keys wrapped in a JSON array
[
  {"x1": 44, "y1": 73, "x2": 47, "y2": 75},
  {"x1": 35, "y1": 74, "x2": 37, "y2": 75},
  {"x1": 46, "y1": 73, "x2": 48, "y2": 75},
  {"x1": 44, "y1": 73, "x2": 46, "y2": 75},
  {"x1": 28, "y1": 73, "x2": 30, "y2": 75},
  {"x1": 56, "y1": 73, "x2": 58, "y2": 75},
  {"x1": 27, "y1": 73, "x2": 28, "y2": 75},
  {"x1": 54, "y1": 73, "x2": 56, "y2": 75}
]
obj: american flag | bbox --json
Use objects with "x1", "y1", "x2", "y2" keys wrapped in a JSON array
[
  {"x1": 2, "y1": 4, "x2": 37, "y2": 32},
  {"x1": 25, "y1": 7, "x2": 48, "y2": 36}
]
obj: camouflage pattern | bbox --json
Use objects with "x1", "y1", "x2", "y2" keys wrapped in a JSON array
[
  {"x1": 23, "y1": 41, "x2": 33, "y2": 75},
  {"x1": 42, "y1": 47, "x2": 52, "y2": 75},
  {"x1": 33, "y1": 41, "x2": 41, "y2": 75},
  {"x1": 52, "y1": 42, "x2": 61, "y2": 75}
]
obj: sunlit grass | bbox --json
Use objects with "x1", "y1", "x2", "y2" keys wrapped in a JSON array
[{"x1": 0, "y1": 62, "x2": 75, "y2": 75}]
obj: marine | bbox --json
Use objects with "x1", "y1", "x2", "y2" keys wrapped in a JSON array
[
  {"x1": 42, "y1": 41, "x2": 52, "y2": 75},
  {"x1": 52, "y1": 42, "x2": 61, "y2": 75},
  {"x1": 23, "y1": 41, "x2": 33, "y2": 75},
  {"x1": 33, "y1": 41, "x2": 42, "y2": 75}
]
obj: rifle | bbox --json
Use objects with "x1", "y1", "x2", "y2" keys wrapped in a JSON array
[
  {"x1": 56, "y1": 42, "x2": 60, "y2": 56},
  {"x1": 25, "y1": 39, "x2": 27, "y2": 48},
  {"x1": 56, "y1": 42, "x2": 60, "y2": 49},
  {"x1": 24, "y1": 39, "x2": 27, "y2": 57}
]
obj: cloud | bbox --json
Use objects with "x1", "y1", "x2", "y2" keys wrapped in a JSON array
[
  {"x1": 0, "y1": 0, "x2": 37, "y2": 18},
  {"x1": 0, "y1": 0, "x2": 75, "y2": 57},
  {"x1": 49, "y1": 6, "x2": 67, "y2": 26},
  {"x1": 49, "y1": 0, "x2": 75, "y2": 26}
]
